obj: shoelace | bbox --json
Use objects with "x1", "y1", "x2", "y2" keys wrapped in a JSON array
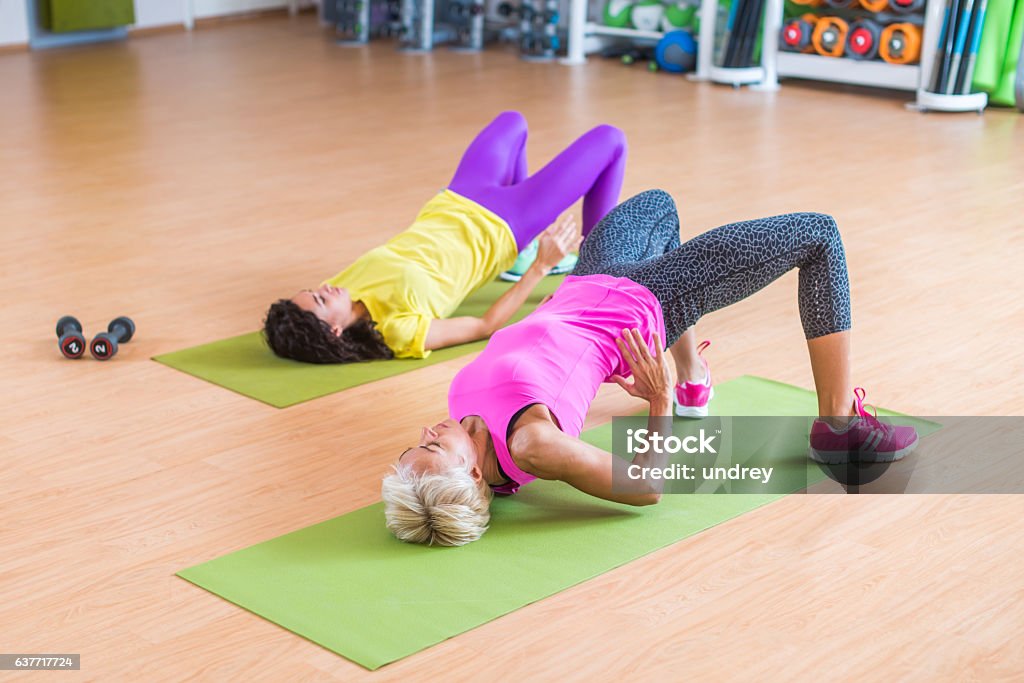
[{"x1": 854, "y1": 387, "x2": 893, "y2": 437}]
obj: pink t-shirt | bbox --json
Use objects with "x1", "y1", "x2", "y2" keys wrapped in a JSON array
[{"x1": 448, "y1": 274, "x2": 666, "y2": 494}]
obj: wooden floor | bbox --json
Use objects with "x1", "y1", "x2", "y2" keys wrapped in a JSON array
[{"x1": 2, "y1": 14, "x2": 1023, "y2": 681}]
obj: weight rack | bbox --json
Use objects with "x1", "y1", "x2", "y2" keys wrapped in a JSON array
[
  {"x1": 685, "y1": 0, "x2": 988, "y2": 112},
  {"x1": 324, "y1": 0, "x2": 485, "y2": 51},
  {"x1": 514, "y1": 0, "x2": 565, "y2": 61}
]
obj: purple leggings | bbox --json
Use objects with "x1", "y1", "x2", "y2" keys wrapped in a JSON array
[{"x1": 448, "y1": 111, "x2": 628, "y2": 251}]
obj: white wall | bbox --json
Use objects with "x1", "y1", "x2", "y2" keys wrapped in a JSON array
[
  {"x1": 193, "y1": 0, "x2": 288, "y2": 20},
  {"x1": 134, "y1": 0, "x2": 187, "y2": 30},
  {"x1": 0, "y1": 0, "x2": 30, "y2": 46},
  {"x1": 0, "y1": 0, "x2": 302, "y2": 44},
  {"x1": 136, "y1": 1, "x2": 296, "y2": 30}
]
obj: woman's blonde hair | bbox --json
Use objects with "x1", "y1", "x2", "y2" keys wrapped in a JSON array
[{"x1": 381, "y1": 464, "x2": 493, "y2": 546}]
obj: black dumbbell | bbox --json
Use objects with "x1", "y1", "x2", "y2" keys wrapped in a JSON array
[
  {"x1": 56, "y1": 316, "x2": 86, "y2": 359},
  {"x1": 90, "y1": 316, "x2": 136, "y2": 361}
]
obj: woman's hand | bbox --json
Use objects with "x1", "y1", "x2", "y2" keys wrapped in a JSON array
[
  {"x1": 533, "y1": 214, "x2": 582, "y2": 274},
  {"x1": 611, "y1": 329, "x2": 673, "y2": 414}
]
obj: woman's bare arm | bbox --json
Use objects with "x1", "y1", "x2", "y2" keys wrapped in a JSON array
[
  {"x1": 423, "y1": 215, "x2": 580, "y2": 351},
  {"x1": 516, "y1": 415, "x2": 673, "y2": 506}
]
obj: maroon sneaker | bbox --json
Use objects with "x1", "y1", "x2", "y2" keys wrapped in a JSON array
[{"x1": 809, "y1": 388, "x2": 919, "y2": 464}]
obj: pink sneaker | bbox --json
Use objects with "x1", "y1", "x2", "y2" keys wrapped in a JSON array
[
  {"x1": 809, "y1": 388, "x2": 920, "y2": 464},
  {"x1": 675, "y1": 340, "x2": 713, "y2": 418}
]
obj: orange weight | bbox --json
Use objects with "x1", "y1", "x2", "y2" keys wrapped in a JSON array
[
  {"x1": 811, "y1": 16, "x2": 849, "y2": 58},
  {"x1": 879, "y1": 22, "x2": 922, "y2": 64},
  {"x1": 790, "y1": 0, "x2": 824, "y2": 5},
  {"x1": 858, "y1": 0, "x2": 889, "y2": 11}
]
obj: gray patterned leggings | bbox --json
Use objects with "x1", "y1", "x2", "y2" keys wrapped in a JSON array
[{"x1": 573, "y1": 190, "x2": 852, "y2": 345}]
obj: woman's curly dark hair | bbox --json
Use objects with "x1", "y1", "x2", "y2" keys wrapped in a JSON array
[{"x1": 263, "y1": 299, "x2": 394, "y2": 364}]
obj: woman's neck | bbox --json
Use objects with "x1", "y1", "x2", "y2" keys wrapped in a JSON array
[
  {"x1": 352, "y1": 300, "x2": 370, "y2": 321},
  {"x1": 461, "y1": 416, "x2": 507, "y2": 486}
]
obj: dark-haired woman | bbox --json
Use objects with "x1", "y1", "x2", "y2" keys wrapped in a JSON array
[{"x1": 263, "y1": 111, "x2": 628, "y2": 363}]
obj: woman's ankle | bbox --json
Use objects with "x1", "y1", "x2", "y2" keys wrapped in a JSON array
[
  {"x1": 818, "y1": 398, "x2": 856, "y2": 426},
  {"x1": 677, "y1": 361, "x2": 707, "y2": 386}
]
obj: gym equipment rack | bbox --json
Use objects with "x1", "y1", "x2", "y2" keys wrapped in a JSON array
[
  {"x1": 910, "y1": 0, "x2": 989, "y2": 112},
  {"x1": 708, "y1": 0, "x2": 987, "y2": 111},
  {"x1": 323, "y1": 0, "x2": 485, "y2": 51},
  {"x1": 563, "y1": 0, "x2": 669, "y2": 64},
  {"x1": 397, "y1": 0, "x2": 485, "y2": 51},
  {"x1": 694, "y1": 0, "x2": 779, "y2": 87}
]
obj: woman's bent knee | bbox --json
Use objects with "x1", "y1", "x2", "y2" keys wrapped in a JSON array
[
  {"x1": 624, "y1": 189, "x2": 677, "y2": 215},
  {"x1": 495, "y1": 110, "x2": 528, "y2": 133},
  {"x1": 588, "y1": 124, "x2": 627, "y2": 151}
]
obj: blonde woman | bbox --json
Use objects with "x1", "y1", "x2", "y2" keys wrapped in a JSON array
[{"x1": 383, "y1": 190, "x2": 919, "y2": 546}]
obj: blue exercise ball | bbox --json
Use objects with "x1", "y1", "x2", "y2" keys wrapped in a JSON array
[{"x1": 655, "y1": 30, "x2": 697, "y2": 73}]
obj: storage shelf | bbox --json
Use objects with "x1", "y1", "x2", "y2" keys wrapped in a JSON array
[
  {"x1": 709, "y1": 65, "x2": 765, "y2": 86},
  {"x1": 564, "y1": 0, "x2": 986, "y2": 113},
  {"x1": 776, "y1": 52, "x2": 921, "y2": 91},
  {"x1": 583, "y1": 22, "x2": 664, "y2": 42}
]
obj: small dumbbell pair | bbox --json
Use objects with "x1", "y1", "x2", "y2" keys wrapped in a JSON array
[{"x1": 56, "y1": 316, "x2": 136, "y2": 360}]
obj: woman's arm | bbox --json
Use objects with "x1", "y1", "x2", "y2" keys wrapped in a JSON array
[
  {"x1": 423, "y1": 215, "x2": 581, "y2": 351},
  {"x1": 516, "y1": 329, "x2": 677, "y2": 506},
  {"x1": 517, "y1": 416, "x2": 673, "y2": 506}
]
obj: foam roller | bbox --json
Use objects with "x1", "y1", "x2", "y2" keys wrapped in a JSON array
[
  {"x1": 879, "y1": 22, "x2": 922, "y2": 64},
  {"x1": 812, "y1": 16, "x2": 849, "y2": 58}
]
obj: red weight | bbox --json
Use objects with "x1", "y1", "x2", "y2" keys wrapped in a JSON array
[
  {"x1": 846, "y1": 19, "x2": 881, "y2": 60},
  {"x1": 783, "y1": 23, "x2": 802, "y2": 46},
  {"x1": 849, "y1": 27, "x2": 873, "y2": 54}
]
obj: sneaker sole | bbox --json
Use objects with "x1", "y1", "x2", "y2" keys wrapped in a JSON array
[
  {"x1": 675, "y1": 387, "x2": 714, "y2": 418},
  {"x1": 499, "y1": 272, "x2": 524, "y2": 282},
  {"x1": 808, "y1": 431, "x2": 920, "y2": 464}
]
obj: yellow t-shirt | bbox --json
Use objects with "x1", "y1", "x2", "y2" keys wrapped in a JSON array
[{"x1": 324, "y1": 190, "x2": 518, "y2": 359}]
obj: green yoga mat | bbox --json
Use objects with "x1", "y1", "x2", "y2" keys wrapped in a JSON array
[
  {"x1": 154, "y1": 277, "x2": 565, "y2": 408},
  {"x1": 178, "y1": 376, "x2": 940, "y2": 670}
]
